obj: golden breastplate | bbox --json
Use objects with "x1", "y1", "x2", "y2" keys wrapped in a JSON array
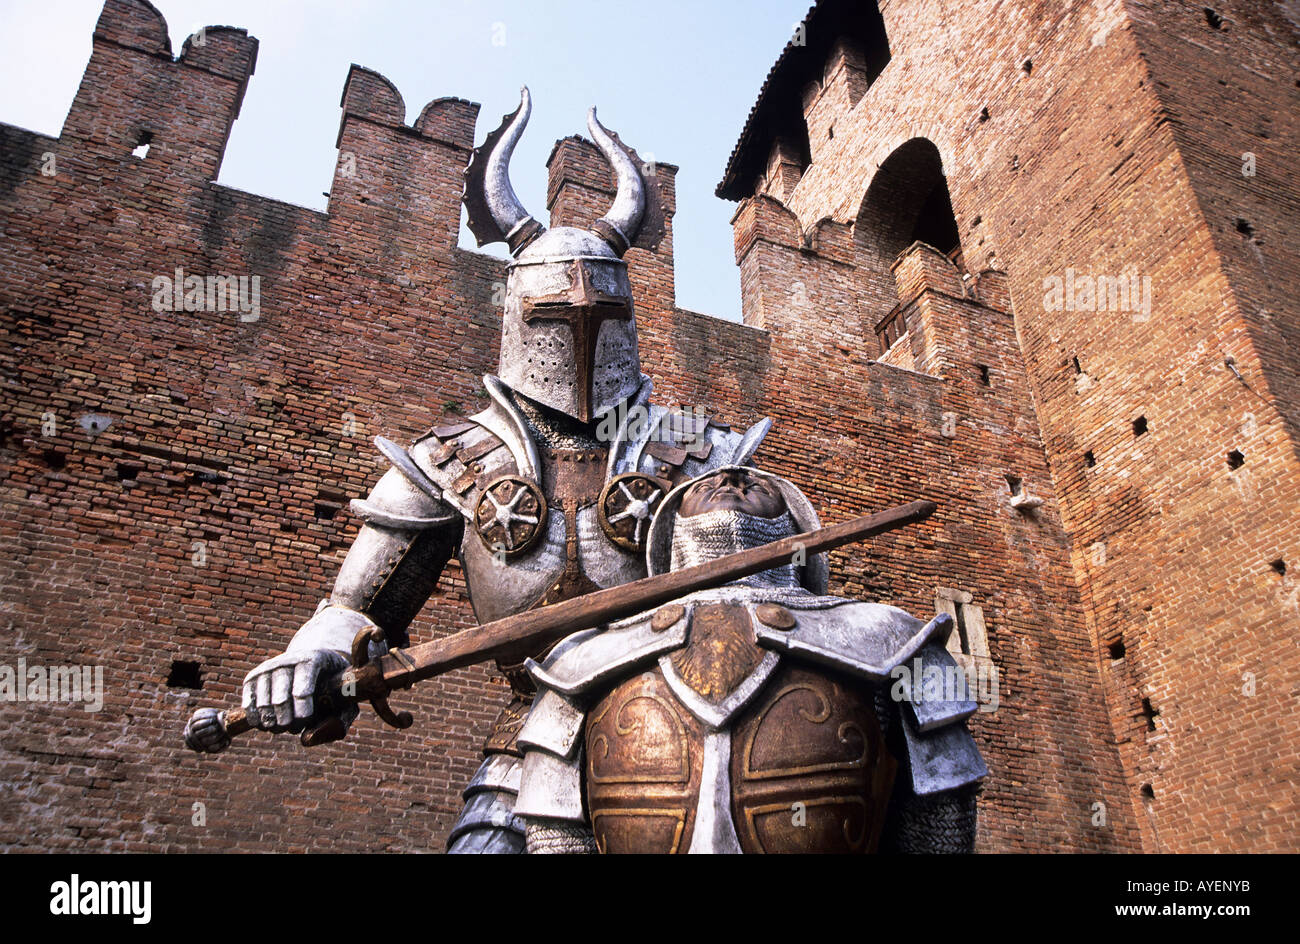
[{"x1": 584, "y1": 603, "x2": 897, "y2": 853}]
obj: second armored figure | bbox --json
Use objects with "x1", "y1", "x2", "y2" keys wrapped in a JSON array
[{"x1": 514, "y1": 467, "x2": 987, "y2": 853}]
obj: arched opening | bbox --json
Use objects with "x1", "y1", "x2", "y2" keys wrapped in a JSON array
[{"x1": 854, "y1": 138, "x2": 965, "y2": 353}]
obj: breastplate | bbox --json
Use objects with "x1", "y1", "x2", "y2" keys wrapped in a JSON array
[
  {"x1": 460, "y1": 447, "x2": 644, "y2": 700},
  {"x1": 584, "y1": 604, "x2": 896, "y2": 854},
  {"x1": 461, "y1": 448, "x2": 644, "y2": 622}
]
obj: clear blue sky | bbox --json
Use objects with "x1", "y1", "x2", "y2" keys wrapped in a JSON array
[{"x1": 0, "y1": 0, "x2": 810, "y2": 322}]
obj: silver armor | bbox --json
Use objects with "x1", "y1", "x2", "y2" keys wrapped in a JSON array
[{"x1": 211, "y1": 90, "x2": 780, "y2": 856}]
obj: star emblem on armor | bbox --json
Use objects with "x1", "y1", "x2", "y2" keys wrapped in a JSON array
[
  {"x1": 475, "y1": 475, "x2": 547, "y2": 557},
  {"x1": 599, "y1": 473, "x2": 667, "y2": 552}
]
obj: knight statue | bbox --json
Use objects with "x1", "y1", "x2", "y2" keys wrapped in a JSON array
[
  {"x1": 182, "y1": 90, "x2": 775, "y2": 854},
  {"x1": 513, "y1": 466, "x2": 988, "y2": 853}
]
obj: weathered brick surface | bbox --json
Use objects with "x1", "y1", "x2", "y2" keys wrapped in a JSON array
[
  {"x1": 723, "y1": 0, "x2": 1297, "y2": 852},
  {"x1": 0, "y1": 0, "x2": 1291, "y2": 854}
]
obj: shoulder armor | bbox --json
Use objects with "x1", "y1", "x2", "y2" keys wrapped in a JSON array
[
  {"x1": 602, "y1": 375, "x2": 771, "y2": 479},
  {"x1": 515, "y1": 745, "x2": 585, "y2": 823},
  {"x1": 346, "y1": 439, "x2": 457, "y2": 531},
  {"x1": 899, "y1": 707, "x2": 988, "y2": 795},
  {"x1": 461, "y1": 753, "x2": 523, "y2": 799},
  {"x1": 409, "y1": 415, "x2": 521, "y2": 520},
  {"x1": 525, "y1": 604, "x2": 690, "y2": 699},
  {"x1": 517, "y1": 688, "x2": 586, "y2": 760},
  {"x1": 895, "y1": 641, "x2": 979, "y2": 731},
  {"x1": 348, "y1": 457, "x2": 457, "y2": 531},
  {"x1": 446, "y1": 754, "x2": 527, "y2": 853},
  {"x1": 515, "y1": 631, "x2": 601, "y2": 823},
  {"x1": 753, "y1": 602, "x2": 950, "y2": 683}
]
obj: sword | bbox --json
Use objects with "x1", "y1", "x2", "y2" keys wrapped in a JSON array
[{"x1": 184, "y1": 499, "x2": 936, "y2": 751}]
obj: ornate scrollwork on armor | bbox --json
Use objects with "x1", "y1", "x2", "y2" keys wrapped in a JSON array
[
  {"x1": 585, "y1": 671, "x2": 702, "y2": 854},
  {"x1": 730, "y1": 663, "x2": 896, "y2": 854},
  {"x1": 598, "y1": 473, "x2": 666, "y2": 552},
  {"x1": 475, "y1": 474, "x2": 547, "y2": 557}
]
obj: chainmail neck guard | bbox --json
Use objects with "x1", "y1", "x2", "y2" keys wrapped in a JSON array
[
  {"x1": 513, "y1": 390, "x2": 604, "y2": 450},
  {"x1": 670, "y1": 508, "x2": 801, "y2": 589}
]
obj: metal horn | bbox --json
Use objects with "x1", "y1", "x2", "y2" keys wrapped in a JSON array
[
  {"x1": 464, "y1": 87, "x2": 544, "y2": 255},
  {"x1": 587, "y1": 107, "x2": 646, "y2": 257}
]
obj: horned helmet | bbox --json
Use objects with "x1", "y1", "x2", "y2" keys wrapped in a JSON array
[{"x1": 463, "y1": 88, "x2": 665, "y2": 424}]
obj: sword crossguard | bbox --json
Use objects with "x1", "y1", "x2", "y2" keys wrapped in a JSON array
[{"x1": 351, "y1": 626, "x2": 413, "y2": 732}]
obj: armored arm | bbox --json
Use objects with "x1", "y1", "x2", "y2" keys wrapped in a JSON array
[
  {"x1": 186, "y1": 445, "x2": 464, "y2": 751},
  {"x1": 878, "y1": 642, "x2": 987, "y2": 853},
  {"x1": 253, "y1": 456, "x2": 464, "y2": 727},
  {"x1": 311, "y1": 464, "x2": 464, "y2": 653}
]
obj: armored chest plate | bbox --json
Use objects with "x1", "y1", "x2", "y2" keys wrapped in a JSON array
[
  {"x1": 583, "y1": 604, "x2": 896, "y2": 854},
  {"x1": 728, "y1": 662, "x2": 895, "y2": 854}
]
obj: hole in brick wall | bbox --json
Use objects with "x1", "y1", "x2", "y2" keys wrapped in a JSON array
[
  {"x1": 1022, "y1": 59, "x2": 1033, "y2": 74},
  {"x1": 1235, "y1": 218, "x2": 1254, "y2": 238},
  {"x1": 972, "y1": 215, "x2": 981, "y2": 227},
  {"x1": 1004, "y1": 474, "x2": 1022, "y2": 496},
  {"x1": 1108, "y1": 639, "x2": 1126, "y2": 660},
  {"x1": 166, "y1": 660, "x2": 203, "y2": 690},
  {"x1": 1141, "y1": 697, "x2": 1160, "y2": 731},
  {"x1": 1141, "y1": 783, "x2": 1155, "y2": 800},
  {"x1": 828, "y1": 125, "x2": 834, "y2": 140},
  {"x1": 979, "y1": 107, "x2": 990, "y2": 122},
  {"x1": 42, "y1": 449, "x2": 66, "y2": 470},
  {"x1": 115, "y1": 463, "x2": 140, "y2": 481},
  {"x1": 313, "y1": 501, "x2": 339, "y2": 521},
  {"x1": 911, "y1": 181, "x2": 961, "y2": 256},
  {"x1": 1084, "y1": 450, "x2": 1095, "y2": 467},
  {"x1": 188, "y1": 470, "x2": 227, "y2": 487},
  {"x1": 1271, "y1": 559, "x2": 1286, "y2": 576},
  {"x1": 1227, "y1": 449, "x2": 1245, "y2": 469},
  {"x1": 978, "y1": 364, "x2": 991, "y2": 386},
  {"x1": 131, "y1": 129, "x2": 153, "y2": 160},
  {"x1": 1132, "y1": 416, "x2": 1148, "y2": 436},
  {"x1": 1072, "y1": 356, "x2": 1082, "y2": 374},
  {"x1": 1009, "y1": 154, "x2": 1019, "y2": 171},
  {"x1": 1203, "y1": 8, "x2": 1223, "y2": 30}
]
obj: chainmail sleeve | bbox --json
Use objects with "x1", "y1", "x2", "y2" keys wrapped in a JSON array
[
  {"x1": 880, "y1": 782, "x2": 979, "y2": 853},
  {"x1": 525, "y1": 818, "x2": 599, "y2": 854}
]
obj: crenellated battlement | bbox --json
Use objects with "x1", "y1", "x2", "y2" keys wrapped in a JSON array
[{"x1": 22, "y1": 0, "x2": 687, "y2": 281}]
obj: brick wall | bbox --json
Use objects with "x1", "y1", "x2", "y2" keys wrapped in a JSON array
[{"x1": 727, "y1": 0, "x2": 1298, "y2": 851}]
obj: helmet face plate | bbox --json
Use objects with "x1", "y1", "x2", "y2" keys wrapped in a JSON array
[{"x1": 500, "y1": 229, "x2": 641, "y2": 423}]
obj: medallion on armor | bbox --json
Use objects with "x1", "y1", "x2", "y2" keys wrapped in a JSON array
[
  {"x1": 475, "y1": 475, "x2": 547, "y2": 556},
  {"x1": 598, "y1": 473, "x2": 667, "y2": 553}
]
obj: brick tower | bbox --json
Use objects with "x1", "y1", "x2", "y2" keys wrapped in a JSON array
[{"x1": 718, "y1": 0, "x2": 1299, "y2": 852}]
